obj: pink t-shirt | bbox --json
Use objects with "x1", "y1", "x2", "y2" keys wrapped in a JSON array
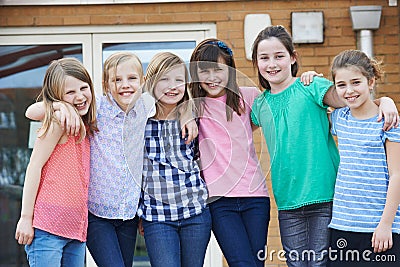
[
  {"x1": 32, "y1": 135, "x2": 90, "y2": 242},
  {"x1": 198, "y1": 87, "x2": 269, "y2": 197}
]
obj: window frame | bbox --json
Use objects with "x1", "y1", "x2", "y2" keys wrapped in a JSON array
[
  {"x1": 0, "y1": 23, "x2": 216, "y2": 95},
  {"x1": 0, "y1": 23, "x2": 223, "y2": 267}
]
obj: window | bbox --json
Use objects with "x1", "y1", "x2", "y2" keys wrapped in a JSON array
[{"x1": 0, "y1": 23, "x2": 222, "y2": 267}]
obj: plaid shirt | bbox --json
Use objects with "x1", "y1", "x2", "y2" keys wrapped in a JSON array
[{"x1": 138, "y1": 119, "x2": 208, "y2": 222}]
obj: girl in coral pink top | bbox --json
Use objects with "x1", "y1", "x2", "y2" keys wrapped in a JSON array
[{"x1": 15, "y1": 58, "x2": 98, "y2": 267}]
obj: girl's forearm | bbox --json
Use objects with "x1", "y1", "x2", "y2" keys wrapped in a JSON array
[
  {"x1": 25, "y1": 102, "x2": 45, "y2": 121},
  {"x1": 19, "y1": 163, "x2": 41, "y2": 218},
  {"x1": 379, "y1": 173, "x2": 400, "y2": 226}
]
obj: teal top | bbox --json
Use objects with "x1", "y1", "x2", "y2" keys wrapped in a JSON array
[{"x1": 251, "y1": 77, "x2": 339, "y2": 210}]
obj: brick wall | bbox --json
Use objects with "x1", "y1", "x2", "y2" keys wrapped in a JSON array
[{"x1": 1, "y1": 1, "x2": 399, "y2": 266}]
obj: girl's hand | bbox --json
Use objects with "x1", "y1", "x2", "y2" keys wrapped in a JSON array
[
  {"x1": 15, "y1": 216, "x2": 34, "y2": 245},
  {"x1": 54, "y1": 102, "x2": 81, "y2": 136},
  {"x1": 372, "y1": 223, "x2": 393, "y2": 253},
  {"x1": 377, "y1": 97, "x2": 399, "y2": 131},
  {"x1": 181, "y1": 119, "x2": 198, "y2": 144},
  {"x1": 138, "y1": 219, "x2": 144, "y2": 236},
  {"x1": 300, "y1": 71, "x2": 323, "y2": 86}
]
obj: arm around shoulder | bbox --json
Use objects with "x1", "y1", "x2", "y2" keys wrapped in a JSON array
[
  {"x1": 322, "y1": 85, "x2": 346, "y2": 108},
  {"x1": 374, "y1": 97, "x2": 399, "y2": 131},
  {"x1": 25, "y1": 102, "x2": 45, "y2": 121}
]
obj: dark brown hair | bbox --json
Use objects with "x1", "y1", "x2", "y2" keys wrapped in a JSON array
[
  {"x1": 189, "y1": 38, "x2": 244, "y2": 121},
  {"x1": 251, "y1": 25, "x2": 299, "y2": 90}
]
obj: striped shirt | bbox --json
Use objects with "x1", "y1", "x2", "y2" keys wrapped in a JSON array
[
  {"x1": 138, "y1": 119, "x2": 208, "y2": 222},
  {"x1": 329, "y1": 107, "x2": 400, "y2": 233}
]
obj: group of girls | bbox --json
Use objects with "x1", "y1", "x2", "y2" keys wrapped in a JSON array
[{"x1": 15, "y1": 24, "x2": 400, "y2": 267}]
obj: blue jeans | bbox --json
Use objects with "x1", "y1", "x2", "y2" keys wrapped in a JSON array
[
  {"x1": 142, "y1": 208, "x2": 212, "y2": 267},
  {"x1": 86, "y1": 212, "x2": 138, "y2": 267},
  {"x1": 209, "y1": 197, "x2": 271, "y2": 267},
  {"x1": 25, "y1": 228, "x2": 85, "y2": 267},
  {"x1": 278, "y1": 202, "x2": 332, "y2": 267}
]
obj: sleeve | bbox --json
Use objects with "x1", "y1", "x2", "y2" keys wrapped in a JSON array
[
  {"x1": 330, "y1": 108, "x2": 340, "y2": 136},
  {"x1": 240, "y1": 86, "x2": 261, "y2": 114},
  {"x1": 383, "y1": 126, "x2": 400, "y2": 143},
  {"x1": 303, "y1": 76, "x2": 333, "y2": 108},
  {"x1": 95, "y1": 95, "x2": 103, "y2": 110},
  {"x1": 141, "y1": 92, "x2": 156, "y2": 118}
]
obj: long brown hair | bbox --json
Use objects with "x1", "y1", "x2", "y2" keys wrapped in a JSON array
[
  {"x1": 189, "y1": 38, "x2": 244, "y2": 121},
  {"x1": 251, "y1": 25, "x2": 299, "y2": 91},
  {"x1": 38, "y1": 58, "x2": 97, "y2": 141}
]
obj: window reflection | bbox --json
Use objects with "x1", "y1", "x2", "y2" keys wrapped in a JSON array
[
  {"x1": 102, "y1": 41, "x2": 195, "y2": 267},
  {"x1": 102, "y1": 41, "x2": 195, "y2": 71},
  {"x1": 0, "y1": 44, "x2": 83, "y2": 267}
]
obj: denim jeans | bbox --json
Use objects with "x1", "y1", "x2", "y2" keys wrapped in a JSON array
[
  {"x1": 25, "y1": 228, "x2": 86, "y2": 267},
  {"x1": 142, "y1": 208, "x2": 211, "y2": 267},
  {"x1": 329, "y1": 229, "x2": 400, "y2": 267},
  {"x1": 209, "y1": 197, "x2": 271, "y2": 267},
  {"x1": 86, "y1": 212, "x2": 138, "y2": 267},
  {"x1": 278, "y1": 202, "x2": 332, "y2": 267}
]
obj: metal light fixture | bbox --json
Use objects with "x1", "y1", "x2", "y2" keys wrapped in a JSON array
[
  {"x1": 291, "y1": 11, "x2": 324, "y2": 44},
  {"x1": 349, "y1": 5, "x2": 382, "y2": 58}
]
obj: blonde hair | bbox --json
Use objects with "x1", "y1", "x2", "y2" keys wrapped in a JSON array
[
  {"x1": 38, "y1": 57, "x2": 97, "y2": 141},
  {"x1": 144, "y1": 52, "x2": 194, "y2": 119},
  {"x1": 102, "y1": 51, "x2": 144, "y2": 100}
]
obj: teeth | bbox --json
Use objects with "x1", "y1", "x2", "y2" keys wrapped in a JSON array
[
  {"x1": 120, "y1": 92, "x2": 133, "y2": 96},
  {"x1": 76, "y1": 102, "x2": 85, "y2": 107},
  {"x1": 346, "y1": 96, "x2": 358, "y2": 102}
]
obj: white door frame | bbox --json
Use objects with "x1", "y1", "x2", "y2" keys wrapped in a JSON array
[{"x1": 0, "y1": 23, "x2": 222, "y2": 267}]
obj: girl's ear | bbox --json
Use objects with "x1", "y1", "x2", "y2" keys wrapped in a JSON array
[
  {"x1": 291, "y1": 50, "x2": 298, "y2": 65},
  {"x1": 368, "y1": 77, "x2": 376, "y2": 91}
]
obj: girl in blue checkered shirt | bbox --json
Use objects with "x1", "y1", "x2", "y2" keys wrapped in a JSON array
[{"x1": 137, "y1": 52, "x2": 211, "y2": 267}]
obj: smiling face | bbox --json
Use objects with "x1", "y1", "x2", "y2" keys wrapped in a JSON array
[
  {"x1": 334, "y1": 67, "x2": 375, "y2": 111},
  {"x1": 62, "y1": 75, "x2": 92, "y2": 116},
  {"x1": 197, "y1": 57, "x2": 229, "y2": 98},
  {"x1": 107, "y1": 58, "x2": 142, "y2": 111},
  {"x1": 256, "y1": 37, "x2": 296, "y2": 92},
  {"x1": 153, "y1": 65, "x2": 186, "y2": 114}
]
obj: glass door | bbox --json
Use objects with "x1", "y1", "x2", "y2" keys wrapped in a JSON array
[
  {"x1": 91, "y1": 31, "x2": 204, "y2": 267},
  {"x1": 0, "y1": 34, "x2": 91, "y2": 267},
  {"x1": 0, "y1": 24, "x2": 222, "y2": 267}
]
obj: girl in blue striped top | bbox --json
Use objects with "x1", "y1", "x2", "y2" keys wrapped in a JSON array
[{"x1": 328, "y1": 49, "x2": 400, "y2": 266}]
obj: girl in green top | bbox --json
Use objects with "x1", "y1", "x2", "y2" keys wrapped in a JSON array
[{"x1": 250, "y1": 25, "x2": 399, "y2": 267}]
